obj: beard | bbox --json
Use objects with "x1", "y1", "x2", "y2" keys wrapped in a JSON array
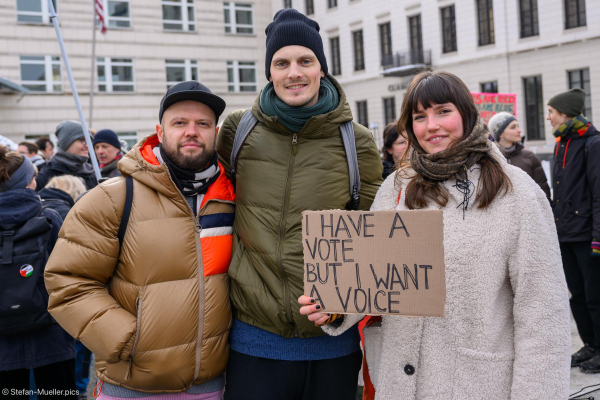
[{"x1": 161, "y1": 133, "x2": 215, "y2": 171}]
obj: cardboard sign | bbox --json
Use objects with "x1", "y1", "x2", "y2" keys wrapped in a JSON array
[
  {"x1": 471, "y1": 92, "x2": 517, "y2": 124},
  {"x1": 302, "y1": 210, "x2": 446, "y2": 317}
]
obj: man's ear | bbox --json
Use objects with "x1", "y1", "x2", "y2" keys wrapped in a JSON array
[
  {"x1": 269, "y1": 75, "x2": 273, "y2": 82},
  {"x1": 156, "y1": 123, "x2": 164, "y2": 143},
  {"x1": 321, "y1": 70, "x2": 325, "y2": 78}
]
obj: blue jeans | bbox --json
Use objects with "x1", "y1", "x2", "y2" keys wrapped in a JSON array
[{"x1": 75, "y1": 341, "x2": 91, "y2": 394}]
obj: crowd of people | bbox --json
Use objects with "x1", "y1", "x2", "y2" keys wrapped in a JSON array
[{"x1": 0, "y1": 8, "x2": 599, "y2": 400}]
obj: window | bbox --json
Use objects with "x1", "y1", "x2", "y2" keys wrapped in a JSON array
[
  {"x1": 565, "y1": 0, "x2": 586, "y2": 29},
  {"x1": 519, "y1": 0, "x2": 538, "y2": 37},
  {"x1": 441, "y1": 5, "x2": 457, "y2": 53},
  {"x1": 330, "y1": 37, "x2": 341, "y2": 76},
  {"x1": 480, "y1": 81, "x2": 498, "y2": 93},
  {"x1": 379, "y1": 22, "x2": 392, "y2": 66},
  {"x1": 328, "y1": 0, "x2": 337, "y2": 8},
  {"x1": 476, "y1": 0, "x2": 494, "y2": 46},
  {"x1": 408, "y1": 15, "x2": 423, "y2": 63},
  {"x1": 97, "y1": 57, "x2": 134, "y2": 92},
  {"x1": 20, "y1": 55, "x2": 62, "y2": 93},
  {"x1": 103, "y1": 0, "x2": 131, "y2": 28},
  {"x1": 227, "y1": 61, "x2": 257, "y2": 92},
  {"x1": 16, "y1": 0, "x2": 57, "y2": 24},
  {"x1": 224, "y1": 2, "x2": 253, "y2": 34},
  {"x1": 383, "y1": 97, "x2": 396, "y2": 125},
  {"x1": 569, "y1": 68, "x2": 592, "y2": 120},
  {"x1": 305, "y1": 0, "x2": 313, "y2": 15},
  {"x1": 356, "y1": 101, "x2": 368, "y2": 128},
  {"x1": 353, "y1": 30, "x2": 365, "y2": 71},
  {"x1": 162, "y1": 0, "x2": 196, "y2": 31},
  {"x1": 523, "y1": 76, "x2": 544, "y2": 141},
  {"x1": 283, "y1": 0, "x2": 292, "y2": 8},
  {"x1": 166, "y1": 59, "x2": 199, "y2": 88}
]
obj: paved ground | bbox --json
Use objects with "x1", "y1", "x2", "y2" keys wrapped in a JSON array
[{"x1": 85, "y1": 315, "x2": 600, "y2": 398}]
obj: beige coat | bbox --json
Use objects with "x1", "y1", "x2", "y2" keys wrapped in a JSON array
[
  {"x1": 324, "y1": 148, "x2": 571, "y2": 399},
  {"x1": 44, "y1": 134, "x2": 235, "y2": 392}
]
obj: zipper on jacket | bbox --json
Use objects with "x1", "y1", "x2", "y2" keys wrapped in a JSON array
[
  {"x1": 125, "y1": 297, "x2": 142, "y2": 381},
  {"x1": 276, "y1": 134, "x2": 297, "y2": 330}
]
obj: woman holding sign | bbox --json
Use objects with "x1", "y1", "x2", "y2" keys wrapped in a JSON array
[{"x1": 300, "y1": 71, "x2": 571, "y2": 399}]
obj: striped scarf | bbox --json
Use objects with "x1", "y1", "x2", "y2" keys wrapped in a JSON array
[{"x1": 553, "y1": 114, "x2": 590, "y2": 139}]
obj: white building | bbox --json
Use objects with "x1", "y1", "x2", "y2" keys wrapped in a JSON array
[
  {"x1": 276, "y1": 0, "x2": 598, "y2": 161},
  {"x1": 0, "y1": 0, "x2": 272, "y2": 147}
]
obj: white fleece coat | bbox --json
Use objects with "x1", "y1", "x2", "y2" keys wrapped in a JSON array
[{"x1": 323, "y1": 151, "x2": 571, "y2": 399}]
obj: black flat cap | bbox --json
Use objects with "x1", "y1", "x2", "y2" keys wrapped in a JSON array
[{"x1": 159, "y1": 81, "x2": 226, "y2": 123}]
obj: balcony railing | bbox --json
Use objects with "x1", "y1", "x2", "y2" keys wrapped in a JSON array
[{"x1": 381, "y1": 49, "x2": 432, "y2": 77}]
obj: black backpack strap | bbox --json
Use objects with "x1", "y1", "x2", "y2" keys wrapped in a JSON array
[
  {"x1": 585, "y1": 135, "x2": 599, "y2": 165},
  {"x1": 117, "y1": 176, "x2": 133, "y2": 252},
  {"x1": 340, "y1": 121, "x2": 361, "y2": 210},
  {"x1": 1, "y1": 230, "x2": 14, "y2": 265},
  {"x1": 230, "y1": 110, "x2": 259, "y2": 187}
]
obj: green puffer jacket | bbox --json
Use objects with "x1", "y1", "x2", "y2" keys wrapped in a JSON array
[{"x1": 217, "y1": 76, "x2": 383, "y2": 338}]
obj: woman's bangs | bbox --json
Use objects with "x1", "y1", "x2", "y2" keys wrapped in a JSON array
[{"x1": 408, "y1": 75, "x2": 458, "y2": 113}]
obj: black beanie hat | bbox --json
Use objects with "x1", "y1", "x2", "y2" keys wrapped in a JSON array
[
  {"x1": 548, "y1": 88, "x2": 586, "y2": 118},
  {"x1": 93, "y1": 129, "x2": 121, "y2": 150},
  {"x1": 264, "y1": 9, "x2": 328, "y2": 80}
]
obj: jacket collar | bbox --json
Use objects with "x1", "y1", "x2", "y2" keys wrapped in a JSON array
[{"x1": 0, "y1": 189, "x2": 42, "y2": 228}]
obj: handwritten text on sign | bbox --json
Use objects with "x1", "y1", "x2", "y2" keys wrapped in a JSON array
[
  {"x1": 471, "y1": 92, "x2": 517, "y2": 124},
  {"x1": 302, "y1": 210, "x2": 446, "y2": 317}
]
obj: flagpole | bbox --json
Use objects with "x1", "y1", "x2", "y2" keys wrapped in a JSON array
[
  {"x1": 89, "y1": 0, "x2": 97, "y2": 128},
  {"x1": 48, "y1": 0, "x2": 101, "y2": 182}
]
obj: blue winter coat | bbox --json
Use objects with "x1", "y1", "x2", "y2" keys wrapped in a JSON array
[
  {"x1": 0, "y1": 189, "x2": 76, "y2": 370},
  {"x1": 39, "y1": 187, "x2": 74, "y2": 221}
]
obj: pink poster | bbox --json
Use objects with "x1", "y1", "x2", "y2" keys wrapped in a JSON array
[{"x1": 471, "y1": 93, "x2": 517, "y2": 124}]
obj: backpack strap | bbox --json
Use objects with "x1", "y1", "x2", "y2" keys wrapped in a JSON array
[
  {"x1": 340, "y1": 121, "x2": 361, "y2": 210},
  {"x1": 585, "y1": 135, "x2": 599, "y2": 165},
  {"x1": 230, "y1": 110, "x2": 259, "y2": 187},
  {"x1": 1, "y1": 231, "x2": 14, "y2": 265},
  {"x1": 117, "y1": 176, "x2": 133, "y2": 252}
]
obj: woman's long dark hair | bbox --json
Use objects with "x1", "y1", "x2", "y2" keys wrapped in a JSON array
[{"x1": 397, "y1": 70, "x2": 511, "y2": 210}]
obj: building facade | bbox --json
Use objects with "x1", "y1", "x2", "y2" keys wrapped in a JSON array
[
  {"x1": 277, "y1": 0, "x2": 598, "y2": 159},
  {"x1": 0, "y1": 0, "x2": 272, "y2": 146}
]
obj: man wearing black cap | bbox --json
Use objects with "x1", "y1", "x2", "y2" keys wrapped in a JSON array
[
  {"x1": 217, "y1": 8, "x2": 382, "y2": 399},
  {"x1": 44, "y1": 81, "x2": 235, "y2": 398},
  {"x1": 548, "y1": 88, "x2": 600, "y2": 373}
]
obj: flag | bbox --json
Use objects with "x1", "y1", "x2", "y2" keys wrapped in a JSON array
[{"x1": 95, "y1": 0, "x2": 106, "y2": 35}]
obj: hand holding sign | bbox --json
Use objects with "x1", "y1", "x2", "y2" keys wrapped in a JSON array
[{"x1": 302, "y1": 210, "x2": 446, "y2": 317}]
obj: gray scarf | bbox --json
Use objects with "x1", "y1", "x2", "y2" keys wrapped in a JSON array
[{"x1": 52, "y1": 149, "x2": 94, "y2": 174}]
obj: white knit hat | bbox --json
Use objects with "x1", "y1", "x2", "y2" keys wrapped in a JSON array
[{"x1": 487, "y1": 112, "x2": 517, "y2": 142}]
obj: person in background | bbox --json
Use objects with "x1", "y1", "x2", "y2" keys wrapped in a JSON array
[
  {"x1": 39, "y1": 175, "x2": 86, "y2": 222},
  {"x1": 36, "y1": 121, "x2": 97, "y2": 191},
  {"x1": 487, "y1": 112, "x2": 551, "y2": 201},
  {"x1": 36, "y1": 137, "x2": 55, "y2": 161},
  {"x1": 548, "y1": 88, "x2": 600, "y2": 374},
  {"x1": 381, "y1": 122, "x2": 409, "y2": 179},
  {"x1": 92, "y1": 129, "x2": 123, "y2": 179},
  {"x1": 0, "y1": 145, "x2": 76, "y2": 400},
  {"x1": 300, "y1": 70, "x2": 571, "y2": 399},
  {"x1": 18, "y1": 141, "x2": 47, "y2": 170}
]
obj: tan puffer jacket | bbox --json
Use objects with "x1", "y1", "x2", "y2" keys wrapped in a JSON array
[{"x1": 44, "y1": 134, "x2": 235, "y2": 392}]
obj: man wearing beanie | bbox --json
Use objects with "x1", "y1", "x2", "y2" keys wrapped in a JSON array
[
  {"x1": 217, "y1": 8, "x2": 382, "y2": 399},
  {"x1": 487, "y1": 112, "x2": 551, "y2": 200},
  {"x1": 93, "y1": 129, "x2": 123, "y2": 178},
  {"x1": 548, "y1": 88, "x2": 600, "y2": 373},
  {"x1": 36, "y1": 120, "x2": 98, "y2": 190},
  {"x1": 44, "y1": 81, "x2": 235, "y2": 399}
]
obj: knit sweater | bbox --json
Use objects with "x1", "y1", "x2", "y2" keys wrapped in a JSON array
[{"x1": 322, "y1": 146, "x2": 571, "y2": 399}]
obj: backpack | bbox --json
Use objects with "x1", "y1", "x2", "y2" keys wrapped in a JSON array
[
  {"x1": 230, "y1": 110, "x2": 362, "y2": 210},
  {"x1": 0, "y1": 212, "x2": 54, "y2": 336},
  {"x1": 0, "y1": 177, "x2": 134, "y2": 336}
]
